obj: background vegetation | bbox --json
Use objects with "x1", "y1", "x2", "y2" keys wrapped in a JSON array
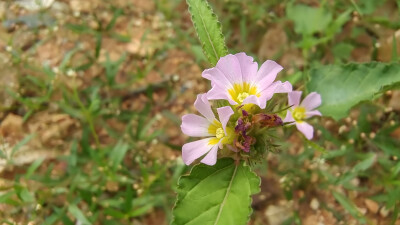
[{"x1": 0, "y1": 0, "x2": 399, "y2": 224}]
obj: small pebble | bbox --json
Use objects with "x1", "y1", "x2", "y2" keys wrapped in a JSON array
[
  {"x1": 379, "y1": 206, "x2": 390, "y2": 218},
  {"x1": 338, "y1": 125, "x2": 347, "y2": 134},
  {"x1": 310, "y1": 198, "x2": 320, "y2": 211},
  {"x1": 357, "y1": 207, "x2": 367, "y2": 215},
  {"x1": 369, "y1": 132, "x2": 376, "y2": 139},
  {"x1": 364, "y1": 199, "x2": 379, "y2": 214}
]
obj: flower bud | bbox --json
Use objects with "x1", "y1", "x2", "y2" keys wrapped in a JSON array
[{"x1": 252, "y1": 113, "x2": 283, "y2": 128}]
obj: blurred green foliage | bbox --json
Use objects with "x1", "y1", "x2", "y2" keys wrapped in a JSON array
[{"x1": 0, "y1": 0, "x2": 399, "y2": 224}]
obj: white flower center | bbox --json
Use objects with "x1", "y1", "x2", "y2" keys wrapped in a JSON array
[
  {"x1": 237, "y1": 92, "x2": 249, "y2": 103},
  {"x1": 216, "y1": 128, "x2": 225, "y2": 139}
]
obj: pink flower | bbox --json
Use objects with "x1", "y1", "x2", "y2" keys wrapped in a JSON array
[
  {"x1": 202, "y1": 53, "x2": 292, "y2": 109},
  {"x1": 181, "y1": 94, "x2": 234, "y2": 165},
  {"x1": 283, "y1": 91, "x2": 322, "y2": 140}
]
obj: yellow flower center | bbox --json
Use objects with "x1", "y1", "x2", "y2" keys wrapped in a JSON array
[
  {"x1": 215, "y1": 128, "x2": 225, "y2": 139},
  {"x1": 237, "y1": 92, "x2": 249, "y2": 103},
  {"x1": 228, "y1": 82, "x2": 259, "y2": 104},
  {"x1": 292, "y1": 107, "x2": 306, "y2": 121},
  {"x1": 208, "y1": 120, "x2": 222, "y2": 135},
  {"x1": 207, "y1": 120, "x2": 234, "y2": 146}
]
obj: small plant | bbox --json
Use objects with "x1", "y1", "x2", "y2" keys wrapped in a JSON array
[{"x1": 171, "y1": 0, "x2": 400, "y2": 224}]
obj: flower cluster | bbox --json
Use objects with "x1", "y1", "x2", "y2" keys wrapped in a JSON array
[{"x1": 181, "y1": 53, "x2": 322, "y2": 165}]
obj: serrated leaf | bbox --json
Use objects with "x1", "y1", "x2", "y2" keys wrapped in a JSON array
[
  {"x1": 187, "y1": 0, "x2": 228, "y2": 66},
  {"x1": 172, "y1": 158, "x2": 260, "y2": 225},
  {"x1": 307, "y1": 62, "x2": 400, "y2": 120}
]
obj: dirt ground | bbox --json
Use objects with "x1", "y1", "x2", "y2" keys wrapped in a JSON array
[{"x1": 0, "y1": 0, "x2": 400, "y2": 224}]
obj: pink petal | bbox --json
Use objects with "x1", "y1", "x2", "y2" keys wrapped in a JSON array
[
  {"x1": 200, "y1": 143, "x2": 220, "y2": 165},
  {"x1": 254, "y1": 60, "x2": 283, "y2": 89},
  {"x1": 241, "y1": 95, "x2": 261, "y2": 107},
  {"x1": 300, "y1": 92, "x2": 321, "y2": 111},
  {"x1": 217, "y1": 106, "x2": 234, "y2": 134},
  {"x1": 207, "y1": 85, "x2": 237, "y2": 105},
  {"x1": 215, "y1": 54, "x2": 243, "y2": 85},
  {"x1": 296, "y1": 122, "x2": 314, "y2": 140},
  {"x1": 305, "y1": 110, "x2": 322, "y2": 118},
  {"x1": 273, "y1": 81, "x2": 293, "y2": 93},
  {"x1": 181, "y1": 114, "x2": 211, "y2": 137},
  {"x1": 234, "y1": 53, "x2": 258, "y2": 84},
  {"x1": 255, "y1": 82, "x2": 283, "y2": 109},
  {"x1": 283, "y1": 110, "x2": 295, "y2": 123},
  {"x1": 256, "y1": 81, "x2": 293, "y2": 109},
  {"x1": 288, "y1": 91, "x2": 302, "y2": 107},
  {"x1": 202, "y1": 67, "x2": 233, "y2": 89},
  {"x1": 194, "y1": 94, "x2": 215, "y2": 122},
  {"x1": 182, "y1": 138, "x2": 215, "y2": 165}
]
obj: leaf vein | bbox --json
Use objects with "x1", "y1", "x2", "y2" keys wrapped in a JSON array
[
  {"x1": 193, "y1": 0, "x2": 219, "y2": 63},
  {"x1": 213, "y1": 163, "x2": 238, "y2": 225}
]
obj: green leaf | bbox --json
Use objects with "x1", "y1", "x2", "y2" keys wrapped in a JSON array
[
  {"x1": 172, "y1": 158, "x2": 260, "y2": 225},
  {"x1": 333, "y1": 191, "x2": 367, "y2": 223},
  {"x1": 187, "y1": 0, "x2": 228, "y2": 66},
  {"x1": 355, "y1": 0, "x2": 387, "y2": 15},
  {"x1": 332, "y1": 43, "x2": 354, "y2": 62},
  {"x1": 109, "y1": 141, "x2": 129, "y2": 170},
  {"x1": 68, "y1": 204, "x2": 91, "y2": 225},
  {"x1": 307, "y1": 62, "x2": 400, "y2": 120},
  {"x1": 286, "y1": 4, "x2": 332, "y2": 35},
  {"x1": 352, "y1": 153, "x2": 376, "y2": 173},
  {"x1": 42, "y1": 214, "x2": 59, "y2": 225},
  {"x1": 24, "y1": 158, "x2": 44, "y2": 179},
  {"x1": 0, "y1": 191, "x2": 16, "y2": 204},
  {"x1": 392, "y1": 34, "x2": 398, "y2": 62},
  {"x1": 337, "y1": 153, "x2": 376, "y2": 185},
  {"x1": 16, "y1": 186, "x2": 35, "y2": 203},
  {"x1": 11, "y1": 133, "x2": 35, "y2": 158}
]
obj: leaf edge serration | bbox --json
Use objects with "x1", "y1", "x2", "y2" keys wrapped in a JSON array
[{"x1": 186, "y1": 0, "x2": 229, "y2": 66}]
